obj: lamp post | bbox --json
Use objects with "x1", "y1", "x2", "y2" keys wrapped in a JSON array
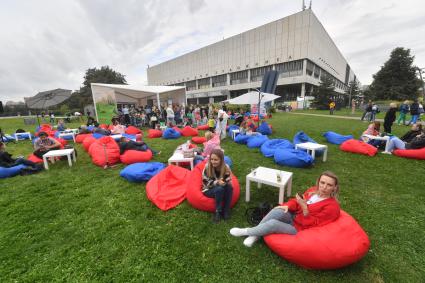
[{"x1": 417, "y1": 67, "x2": 425, "y2": 100}]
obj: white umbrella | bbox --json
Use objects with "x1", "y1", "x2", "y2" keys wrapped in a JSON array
[{"x1": 225, "y1": 91, "x2": 280, "y2": 105}]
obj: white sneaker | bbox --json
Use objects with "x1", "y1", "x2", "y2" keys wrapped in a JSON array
[
  {"x1": 230, "y1": 228, "x2": 248, "y2": 237},
  {"x1": 243, "y1": 236, "x2": 259, "y2": 247}
]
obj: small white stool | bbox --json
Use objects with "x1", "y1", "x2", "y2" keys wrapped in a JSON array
[
  {"x1": 168, "y1": 151, "x2": 194, "y2": 170},
  {"x1": 42, "y1": 148, "x2": 76, "y2": 170},
  {"x1": 295, "y1": 142, "x2": 328, "y2": 162}
]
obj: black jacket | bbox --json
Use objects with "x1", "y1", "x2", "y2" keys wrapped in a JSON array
[
  {"x1": 400, "y1": 130, "x2": 422, "y2": 143},
  {"x1": 0, "y1": 151, "x2": 16, "y2": 167},
  {"x1": 406, "y1": 134, "x2": 425, "y2": 150},
  {"x1": 410, "y1": 102, "x2": 419, "y2": 115},
  {"x1": 384, "y1": 108, "x2": 397, "y2": 124}
]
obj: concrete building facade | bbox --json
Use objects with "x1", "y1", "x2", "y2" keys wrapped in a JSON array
[{"x1": 147, "y1": 9, "x2": 357, "y2": 106}]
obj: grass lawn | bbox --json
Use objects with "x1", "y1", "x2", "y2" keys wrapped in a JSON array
[
  {"x1": 293, "y1": 108, "x2": 387, "y2": 119},
  {"x1": 0, "y1": 113, "x2": 424, "y2": 282}
]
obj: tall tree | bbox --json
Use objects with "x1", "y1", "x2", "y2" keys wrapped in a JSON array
[
  {"x1": 369, "y1": 47, "x2": 421, "y2": 100},
  {"x1": 311, "y1": 75, "x2": 336, "y2": 110}
]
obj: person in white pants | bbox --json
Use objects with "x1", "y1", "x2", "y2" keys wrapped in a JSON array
[{"x1": 215, "y1": 108, "x2": 228, "y2": 140}]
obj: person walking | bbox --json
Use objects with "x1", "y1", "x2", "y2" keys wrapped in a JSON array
[
  {"x1": 329, "y1": 101, "x2": 336, "y2": 115},
  {"x1": 408, "y1": 100, "x2": 420, "y2": 125},
  {"x1": 361, "y1": 101, "x2": 372, "y2": 121},
  {"x1": 397, "y1": 101, "x2": 410, "y2": 125}
]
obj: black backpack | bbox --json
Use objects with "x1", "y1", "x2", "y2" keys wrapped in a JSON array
[{"x1": 245, "y1": 202, "x2": 273, "y2": 226}]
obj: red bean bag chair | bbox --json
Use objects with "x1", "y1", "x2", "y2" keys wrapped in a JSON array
[
  {"x1": 83, "y1": 136, "x2": 97, "y2": 152},
  {"x1": 340, "y1": 139, "x2": 378, "y2": 156},
  {"x1": 75, "y1": 133, "x2": 92, "y2": 143},
  {"x1": 172, "y1": 126, "x2": 183, "y2": 134},
  {"x1": 89, "y1": 136, "x2": 121, "y2": 167},
  {"x1": 55, "y1": 138, "x2": 67, "y2": 147},
  {"x1": 197, "y1": 124, "x2": 209, "y2": 131},
  {"x1": 120, "y1": 150, "x2": 153, "y2": 164},
  {"x1": 147, "y1": 129, "x2": 162, "y2": 138},
  {"x1": 192, "y1": 136, "x2": 207, "y2": 144},
  {"x1": 27, "y1": 154, "x2": 43, "y2": 163},
  {"x1": 393, "y1": 147, "x2": 425, "y2": 160},
  {"x1": 264, "y1": 210, "x2": 370, "y2": 270},
  {"x1": 125, "y1": 126, "x2": 142, "y2": 135},
  {"x1": 186, "y1": 161, "x2": 240, "y2": 212},
  {"x1": 146, "y1": 165, "x2": 190, "y2": 211},
  {"x1": 181, "y1": 126, "x2": 199, "y2": 137},
  {"x1": 99, "y1": 124, "x2": 109, "y2": 130}
]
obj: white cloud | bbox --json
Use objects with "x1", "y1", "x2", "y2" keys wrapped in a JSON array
[{"x1": 1, "y1": 0, "x2": 424, "y2": 102}]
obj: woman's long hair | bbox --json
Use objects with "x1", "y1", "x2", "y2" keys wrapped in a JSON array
[
  {"x1": 315, "y1": 171, "x2": 340, "y2": 201},
  {"x1": 207, "y1": 149, "x2": 226, "y2": 179}
]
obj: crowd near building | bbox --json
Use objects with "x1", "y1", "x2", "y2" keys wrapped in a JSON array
[{"x1": 147, "y1": 8, "x2": 358, "y2": 108}]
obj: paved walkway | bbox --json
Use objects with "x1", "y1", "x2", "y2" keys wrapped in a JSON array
[{"x1": 287, "y1": 112, "x2": 384, "y2": 122}]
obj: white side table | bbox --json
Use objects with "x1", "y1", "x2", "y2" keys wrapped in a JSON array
[
  {"x1": 168, "y1": 151, "x2": 194, "y2": 170},
  {"x1": 42, "y1": 148, "x2": 76, "y2": 170},
  {"x1": 295, "y1": 142, "x2": 328, "y2": 162},
  {"x1": 246, "y1": 166, "x2": 293, "y2": 203},
  {"x1": 361, "y1": 134, "x2": 390, "y2": 153},
  {"x1": 15, "y1": 132, "x2": 32, "y2": 141},
  {"x1": 231, "y1": 129, "x2": 240, "y2": 140}
]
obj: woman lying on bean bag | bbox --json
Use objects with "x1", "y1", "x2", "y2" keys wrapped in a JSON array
[
  {"x1": 118, "y1": 137, "x2": 160, "y2": 155},
  {"x1": 386, "y1": 127, "x2": 425, "y2": 154},
  {"x1": 230, "y1": 171, "x2": 341, "y2": 247},
  {"x1": 0, "y1": 142, "x2": 43, "y2": 174}
]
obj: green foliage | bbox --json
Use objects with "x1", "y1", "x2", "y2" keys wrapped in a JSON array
[
  {"x1": 368, "y1": 47, "x2": 421, "y2": 100},
  {"x1": 311, "y1": 75, "x2": 336, "y2": 110},
  {"x1": 1, "y1": 114, "x2": 425, "y2": 282}
]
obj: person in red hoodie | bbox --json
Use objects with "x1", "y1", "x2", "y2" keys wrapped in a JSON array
[{"x1": 230, "y1": 171, "x2": 340, "y2": 247}]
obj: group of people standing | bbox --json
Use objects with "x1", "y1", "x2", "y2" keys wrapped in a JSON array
[{"x1": 361, "y1": 100, "x2": 424, "y2": 126}]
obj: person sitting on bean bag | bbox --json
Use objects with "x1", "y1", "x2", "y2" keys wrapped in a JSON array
[
  {"x1": 110, "y1": 118, "x2": 126, "y2": 135},
  {"x1": 33, "y1": 132, "x2": 61, "y2": 159},
  {"x1": 194, "y1": 131, "x2": 221, "y2": 163},
  {"x1": 202, "y1": 149, "x2": 234, "y2": 223},
  {"x1": 118, "y1": 137, "x2": 160, "y2": 155},
  {"x1": 385, "y1": 125, "x2": 425, "y2": 153},
  {"x1": 361, "y1": 121, "x2": 384, "y2": 148},
  {"x1": 0, "y1": 142, "x2": 43, "y2": 173},
  {"x1": 230, "y1": 171, "x2": 340, "y2": 247},
  {"x1": 239, "y1": 121, "x2": 258, "y2": 136}
]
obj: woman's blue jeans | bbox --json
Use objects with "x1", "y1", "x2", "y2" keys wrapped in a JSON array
[{"x1": 203, "y1": 184, "x2": 233, "y2": 214}]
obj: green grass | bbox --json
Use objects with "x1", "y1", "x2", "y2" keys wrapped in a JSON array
[
  {"x1": 1, "y1": 114, "x2": 424, "y2": 282},
  {"x1": 293, "y1": 108, "x2": 388, "y2": 119}
]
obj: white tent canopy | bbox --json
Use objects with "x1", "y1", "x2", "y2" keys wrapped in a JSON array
[
  {"x1": 91, "y1": 83, "x2": 186, "y2": 120},
  {"x1": 225, "y1": 91, "x2": 280, "y2": 105}
]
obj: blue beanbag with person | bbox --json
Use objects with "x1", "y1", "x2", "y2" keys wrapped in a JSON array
[
  {"x1": 227, "y1": 125, "x2": 240, "y2": 138},
  {"x1": 163, "y1": 128, "x2": 181, "y2": 139},
  {"x1": 274, "y1": 148, "x2": 314, "y2": 168},
  {"x1": 257, "y1": 121, "x2": 272, "y2": 135},
  {"x1": 247, "y1": 134, "x2": 269, "y2": 148},
  {"x1": 0, "y1": 164, "x2": 27, "y2": 179},
  {"x1": 261, "y1": 139, "x2": 294, "y2": 158},
  {"x1": 323, "y1": 131, "x2": 353, "y2": 145},
  {"x1": 120, "y1": 162, "x2": 165, "y2": 182},
  {"x1": 234, "y1": 134, "x2": 251, "y2": 144},
  {"x1": 293, "y1": 131, "x2": 323, "y2": 156}
]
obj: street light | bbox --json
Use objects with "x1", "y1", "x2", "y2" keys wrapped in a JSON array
[{"x1": 417, "y1": 67, "x2": 425, "y2": 100}]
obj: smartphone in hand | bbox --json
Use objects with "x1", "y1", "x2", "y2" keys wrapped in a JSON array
[{"x1": 296, "y1": 192, "x2": 304, "y2": 199}]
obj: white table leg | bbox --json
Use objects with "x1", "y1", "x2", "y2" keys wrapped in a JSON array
[
  {"x1": 311, "y1": 149, "x2": 316, "y2": 160},
  {"x1": 295, "y1": 145, "x2": 298, "y2": 150},
  {"x1": 286, "y1": 175, "x2": 292, "y2": 197},
  {"x1": 72, "y1": 134, "x2": 76, "y2": 142},
  {"x1": 28, "y1": 133, "x2": 32, "y2": 141},
  {"x1": 72, "y1": 150, "x2": 76, "y2": 162},
  {"x1": 43, "y1": 156, "x2": 49, "y2": 170},
  {"x1": 67, "y1": 154, "x2": 72, "y2": 167},
  {"x1": 323, "y1": 147, "x2": 328, "y2": 162},
  {"x1": 245, "y1": 177, "x2": 250, "y2": 202},
  {"x1": 190, "y1": 159, "x2": 193, "y2": 170},
  {"x1": 279, "y1": 186, "x2": 284, "y2": 204}
]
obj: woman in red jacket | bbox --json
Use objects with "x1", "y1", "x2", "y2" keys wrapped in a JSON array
[{"x1": 230, "y1": 171, "x2": 340, "y2": 247}]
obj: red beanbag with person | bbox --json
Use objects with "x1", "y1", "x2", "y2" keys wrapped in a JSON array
[
  {"x1": 264, "y1": 210, "x2": 370, "y2": 269},
  {"x1": 120, "y1": 150, "x2": 153, "y2": 164},
  {"x1": 186, "y1": 160, "x2": 240, "y2": 212},
  {"x1": 27, "y1": 154, "x2": 43, "y2": 163},
  {"x1": 89, "y1": 136, "x2": 121, "y2": 167},
  {"x1": 125, "y1": 126, "x2": 142, "y2": 135},
  {"x1": 340, "y1": 139, "x2": 378, "y2": 156},
  {"x1": 147, "y1": 129, "x2": 162, "y2": 138},
  {"x1": 83, "y1": 136, "x2": 97, "y2": 152},
  {"x1": 146, "y1": 165, "x2": 190, "y2": 211},
  {"x1": 393, "y1": 147, "x2": 425, "y2": 160}
]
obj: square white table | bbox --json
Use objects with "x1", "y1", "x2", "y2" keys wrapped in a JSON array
[
  {"x1": 58, "y1": 131, "x2": 76, "y2": 142},
  {"x1": 42, "y1": 148, "x2": 76, "y2": 170},
  {"x1": 168, "y1": 151, "x2": 194, "y2": 170},
  {"x1": 231, "y1": 129, "x2": 240, "y2": 140},
  {"x1": 14, "y1": 132, "x2": 32, "y2": 141},
  {"x1": 246, "y1": 166, "x2": 293, "y2": 203},
  {"x1": 295, "y1": 142, "x2": 328, "y2": 162},
  {"x1": 361, "y1": 134, "x2": 390, "y2": 153}
]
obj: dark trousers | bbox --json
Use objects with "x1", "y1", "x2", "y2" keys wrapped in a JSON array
[
  {"x1": 203, "y1": 184, "x2": 233, "y2": 214},
  {"x1": 33, "y1": 146, "x2": 61, "y2": 159},
  {"x1": 384, "y1": 122, "x2": 392, "y2": 134}
]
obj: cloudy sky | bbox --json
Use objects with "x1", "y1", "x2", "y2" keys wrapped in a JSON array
[{"x1": 1, "y1": 0, "x2": 424, "y2": 102}]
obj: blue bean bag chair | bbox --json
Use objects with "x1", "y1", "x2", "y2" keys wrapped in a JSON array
[
  {"x1": 1, "y1": 135, "x2": 15, "y2": 142},
  {"x1": 120, "y1": 162, "x2": 165, "y2": 182},
  {"x1": 257, "y1": 121, "x2": 272, "y2": 135},
  {"x1": 227, "y1": 125, "x2": 240, "y2": 137},
  {"x1": 293, "y1": 131, "x2": 323, "y2": 156},
  {"x1": 247, "y1": 134, "x2": 269, "y2": 148},
  {"x1": 261, "y1": 139, "x2": 294, "y2": 158},
  {"x1": 0, "y1": 165, "x2": 27, "y2": 179},
  {"x1": 163, "y1": 128, "x2": 181, "y2": 139},
  {"x1": 323, "y1": 131, "x2": 354, "y2": 145},
  {"x1": 122, "y1": 133, "x2": 136, "y2": 141},
  {"x1": 54, "y1": 131, "x2": 73, "y2": 140},
  {"x1": 274, "y1": 148, "x2": 314, "y2": 168},
  {"x1": 93, "y1": 132, "x2": 106, "y2": 139},
  {"x1": 224, "y1": 156, "x2": 233, "y2": 168},
  {"x1": 234, "y1": 134, "x2": 251, "y2": 144}
]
